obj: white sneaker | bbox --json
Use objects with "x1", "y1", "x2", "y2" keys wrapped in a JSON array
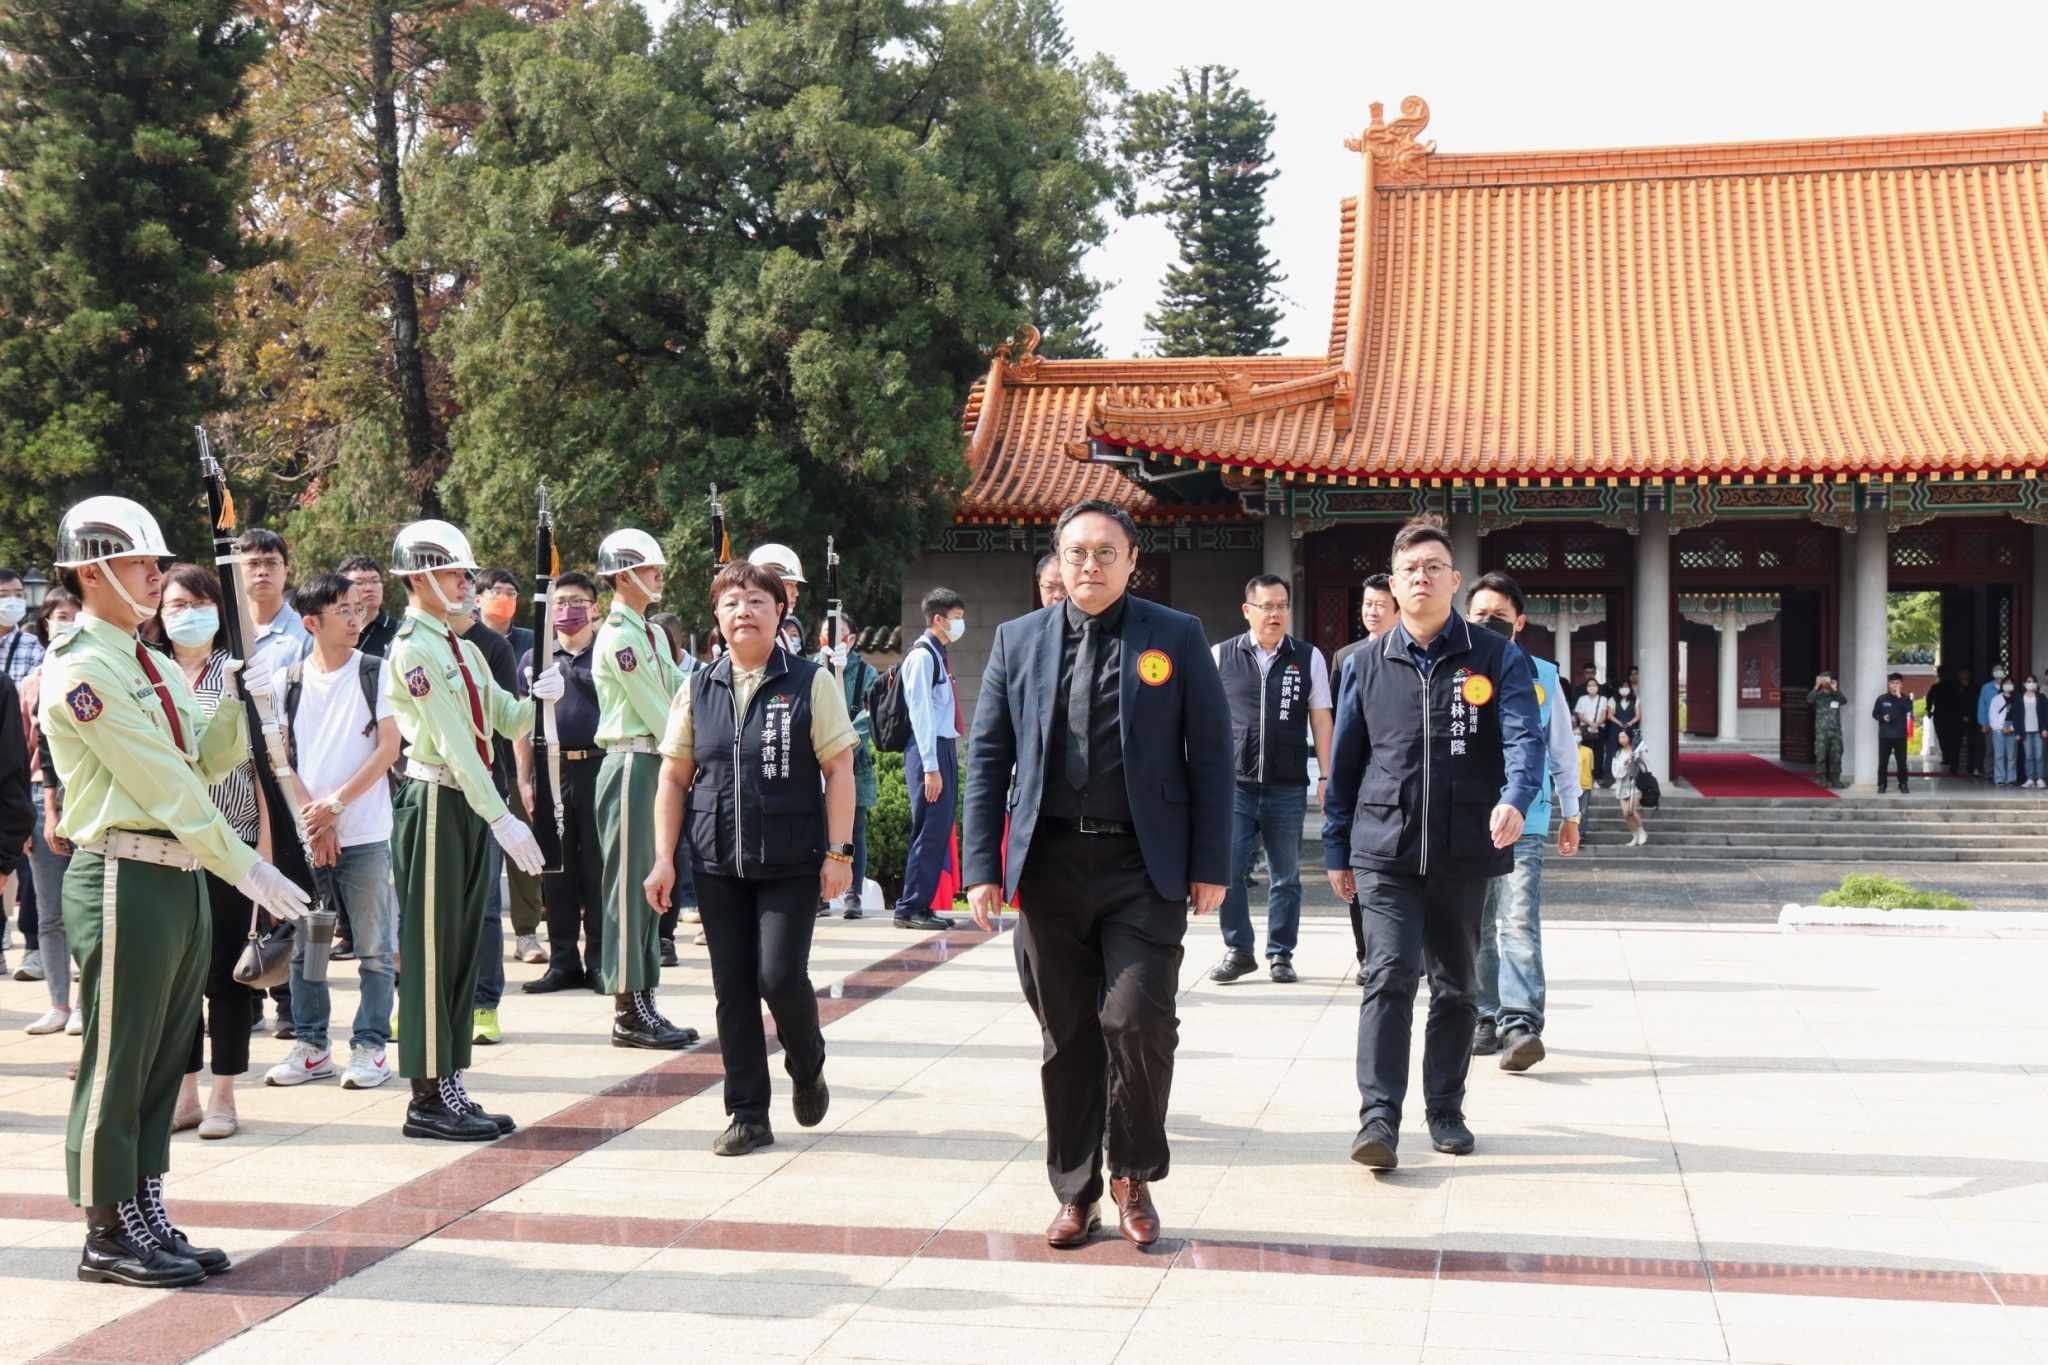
[
  {"x1": 264, "y1": 1040, "x2": 334, "y2": 1086},
  {"x1": 13, "y1": 949, "x2": 43, "y2": 982},
  {"x1": 339, "y1": 1045, "x2": 390, "y2": 1090},
  {"x1": 65, "y1": 1009, "x2": 82, "y2": 1036},
  {"x1": 25, "y1": 1006, "x2": 69, "y2": 1035},
  {"x1": 515, "y1": 933, "x2": 546, "y2": 965},
  {"x1": 681, "y1": 907, "x2": 701, "y2": 924}
]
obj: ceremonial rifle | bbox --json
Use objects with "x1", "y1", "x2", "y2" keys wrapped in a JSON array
[
  {"x1": 194, "y1": 427, "x2": 327, "y2": 924},
  {"x1": 529, "y1": 484, "x2": 565, "y2": 870},
  {"x1": 824, "y1": 536, "x2": 845, "y2": 684},
  {"x1": 707, "y1": 483, "x2": 730, "y2": 658}
]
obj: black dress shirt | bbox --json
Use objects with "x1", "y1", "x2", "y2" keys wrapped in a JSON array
[
  {"x1": 1041, "y1": 594, "x2": 1133, "y2": 822},
  {"x1": 519, "y1": 642, "x2": 600, "y2": 751},
  {"x1": 357, "y1": 611, "x2": 400, "y2": 659}
]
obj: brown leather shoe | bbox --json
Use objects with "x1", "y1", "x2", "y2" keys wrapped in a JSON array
[
  {"x1": 1045, "y1": 1201, "x2": 1100, "y2": 1248},
  {"x1": 1111, "y1": 1177, "x2": 1159, "y2": 1246}
]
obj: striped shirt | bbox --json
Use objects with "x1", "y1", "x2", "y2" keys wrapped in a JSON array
[
  {"x1": 0, "y1": 629, "x2": 43, "y2": 684},
  {"x1": 188, "y1": 650, "x2": 260, "y2": 844}
]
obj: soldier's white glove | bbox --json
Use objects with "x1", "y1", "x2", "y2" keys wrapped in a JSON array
[
  {"x1": 237, "y1": 861, "x2": 310, "y2": 922},
  {"x1": 490, "y1": 812, "x2": 546, "y2": 875},
  {"x1": 529, "y1": 663, "x2": 566, "y2": 703},
  {"x1": 224, "y1": 653, "x2": 276, "y2": 702},
  {"x1": 822, "y1": 641, "x2": 849, "y2": 670}
]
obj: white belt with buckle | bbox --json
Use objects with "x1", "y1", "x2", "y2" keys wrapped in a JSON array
[
  {"x1": 82, "y1": 831, "x2": 200, "y2": 872},
  {"x1": 405, "y1": 758, "x2": 460, "y2": 788},
  {"x1": 604, "y1": 737, "x2": 658, "y2": 755}
]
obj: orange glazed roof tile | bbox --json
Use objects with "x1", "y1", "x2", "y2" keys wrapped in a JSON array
[{"x1": 963, "y1": 112, "x2": 2048, "y2": 503}]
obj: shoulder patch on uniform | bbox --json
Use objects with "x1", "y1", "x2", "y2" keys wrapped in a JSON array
[
  {"x1": 404, "y1": 665, "x2": 432, "y2": 698},
  {"x1": 396, "y1": 620, "x2": 415, "y2": 639},
  {"x1": 1137, "y1": 649, "x2": 1173, "y2": 686},
  {"x1": 607, "y1": 611, "x2": 624, "y2": 626},
  {"x1": 615, "y1": 646, "x2": 637, "y2": 673},
  {"x1": 65, "y1": 682, "x2": 103, "y2": 723}
]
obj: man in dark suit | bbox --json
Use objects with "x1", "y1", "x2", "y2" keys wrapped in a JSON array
[{"x1": 964, "y1": 497, "x2": 1232, "y2": 1252}]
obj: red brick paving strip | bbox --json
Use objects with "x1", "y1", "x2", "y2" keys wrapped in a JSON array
[{"x1": 35, "y1": 928, "x2": 993, "y2": 1365}]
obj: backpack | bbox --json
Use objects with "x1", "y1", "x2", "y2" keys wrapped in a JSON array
[
  {"x1": 284, "y1": 653, "x2": 400, "y2": 795},
  {"x1": 867, "y1": 637, "x2": 942, "y2": 755},
  {"x1": 1635, "y1": 763, "x2": 1661, "y2": 810}
]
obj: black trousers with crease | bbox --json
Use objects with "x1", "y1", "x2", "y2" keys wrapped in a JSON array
[
  {"x1": 540, "y1": 755, "x2": 604, "y2": 977},
  {"x1": 1015, "y1": 824, "x2": 1186, "y2": 1206},
  {"x1": 1353, "y1": 869, "x2": 1487, "y2": 1133}
]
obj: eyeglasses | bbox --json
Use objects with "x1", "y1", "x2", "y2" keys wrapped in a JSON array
[
  {"x1": 480, "y1": 584, "x2": 518, "y2": 598},
  {"x1": 1249, "y1": 603, "x2": 1290, "y2": 615},
  {"x1": 1392, "y1": 561, "x2": 1454, "y2": 583},
  {"x1": 1061, "y1": 545, "x2": 1125, "y2": 566},
  {"x1": 321, "y1": 605, "x2": 364, "y2": 621}
]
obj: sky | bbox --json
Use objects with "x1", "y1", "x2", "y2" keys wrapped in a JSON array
[{"x1": 642, "y1": 0, "x2": 2048, "y2": 358}]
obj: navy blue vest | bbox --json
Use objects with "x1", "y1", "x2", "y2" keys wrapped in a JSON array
[
  {"x1": 686, "y1": 646, "x2": 827, "y2": 879},
  {"x1": 1217, "y1": 633, "x2": 1313, "y2": 787}
]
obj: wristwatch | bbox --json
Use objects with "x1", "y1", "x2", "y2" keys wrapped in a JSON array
[
  {"x1": 323, "y1": 794, "x2": 347, "y2": 817},
  {"x1": 825, "y1": 842, "x2": 855, "y2": 863}
]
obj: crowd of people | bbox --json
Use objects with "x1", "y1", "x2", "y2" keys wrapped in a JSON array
[{"x1": 0, "y1": 490, "x2": 1645, "y2": 1285}]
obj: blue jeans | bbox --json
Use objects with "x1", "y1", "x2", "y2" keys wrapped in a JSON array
[
  {"x1": 29, "y1": 788, "x2": 70, "y2": 1009},
  {"x1": 850, "y1": 806, "x2": 870, "y2": 905},
  {"x1": 897, "y1": 737, "x2": 956, "y2": 914},
  {"x1": 2027, "y1": 732, "x2": 2046, "y2": 784},
  {"x1": 1994, "y1": 730, "x2": 2019, "y2": 784},
  {"x1": 294, "y1": 840, "x2": 398, "y2": 1052},
  {"x1": 475, "y1": 840, "x2": 504, "y2": 1008},
  {"x1": 1476, "y1": 831, "x2": 1546, "y2": 1035},
  {"x1": 1219, "y1": 782, "x2": 1306, "y2": 959}
]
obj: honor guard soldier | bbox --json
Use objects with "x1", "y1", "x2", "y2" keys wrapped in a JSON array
[
  {"x1": 43, "y1": 497, "x2": 308, "y2": 1286},
  {"x1": 593, "y1": 530, "x2": 699, "y2": 1048},
  {"x1": 384, "y1": 520, "x2": 564, "y2": 1139}
]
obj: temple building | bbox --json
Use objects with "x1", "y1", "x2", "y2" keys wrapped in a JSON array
[{"x1": 904, "y1": 99, "x2": 2048, "y2": 788}]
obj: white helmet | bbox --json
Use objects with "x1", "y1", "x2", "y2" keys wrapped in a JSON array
[
  {"x1": 55, "y1": 496, "x2": 172, "y2": 567},
  {"x1": 597, "y1": 529, "x2": 667, "y2": 575},
  {"x1": 391, "y1": 520, "x2": 479, "y2": 575},
  {"x1": 748, "y1": 542, "x2": 806, "y2": 582}
]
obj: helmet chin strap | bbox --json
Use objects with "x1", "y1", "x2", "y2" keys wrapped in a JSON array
[
  {"x1": 423, "y1": 569, "x2": 473, "y2": 621},
  {"x1": 96, "y1": 561, "x2": 159, "y2": 624},
  {"x1": 625, "y1": 566, "x2": 662, "y2": 605}
]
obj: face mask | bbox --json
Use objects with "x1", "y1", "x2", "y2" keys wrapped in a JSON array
[
  {"x1": 162, "y1": 607, "x2": 219, "y2": 648},
  {"x1": 1474, "y1": 614, "x2": 1514, "y2": 639},
  {"x1": 946, "y1": 616, "x2": 966, "y2": 643},
  {"x1": 2029, "y1": 683, "x2": 2040, "y2": 693},
  {"x1": 0, "y1": 598, "x2": 24, "y2": 628},
  {"x1": 552, "y1": 605, "x2": 591, "y2": 635},
  {"x1": 1994, "y1": 669, "x2": 2006, "y2": 680},
  {"x1": 480, "y1": 595, "x2": 517, "y2": 624},
  {"x1": 2004, "y1": 684, "x2": 2015, "y2": 694}
]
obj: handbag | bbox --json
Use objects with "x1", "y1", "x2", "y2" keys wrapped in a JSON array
[{"x1": 232, "y1": 904, "x2": 294, "y2": 989}]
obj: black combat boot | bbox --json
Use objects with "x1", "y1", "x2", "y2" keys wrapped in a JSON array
[
  {"x1": 612, "y1": 991, "x2": 699, "y2": 1050},
  {"x1": 443, "y1": 1072, "x2": 514, "y2": 1134},
  {"x1": 138, "y1": 1174, "x2": 230, "y2": 1274},
  {"x1": 78, "y1": 1201, "x2": 206, "y2": 1288},
  {"x1": 402, "y1": 1076, "x2": 499, "y2": 1141}
]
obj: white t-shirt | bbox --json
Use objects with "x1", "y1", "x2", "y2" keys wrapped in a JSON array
[
  {"x1": 295, "y1": 652, "x2": 395, "y2": 847},
  {"x1": 1574, "y1": 693, "x2": 1612, "y2": 731}
]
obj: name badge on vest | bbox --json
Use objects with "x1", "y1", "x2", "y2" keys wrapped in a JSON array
[{"x1": 762, "y1": 691, "x2": 795, "y2": 778}]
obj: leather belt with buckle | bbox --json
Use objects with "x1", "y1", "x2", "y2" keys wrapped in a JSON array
[
  {"x1": 1050, "y1": 816, "x2": 1136, "y2": 836},
  {"x1": 560, "y1": 748, "x2": 596, "y2": 761},
  {"x1": 82, "y1": 830, "x2": 199, "y2": 872}
]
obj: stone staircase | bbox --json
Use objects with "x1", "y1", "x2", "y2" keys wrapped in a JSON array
[{"x1": 1571, "y1": 788, "x2": 2048, "y2": 862}]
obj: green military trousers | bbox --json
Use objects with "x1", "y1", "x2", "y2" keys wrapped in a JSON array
[
  {"x1": 597, "y1": 751, "x2": 663, "y2": 995},
  {"x1": 63, "y1": 850, "x2": 210, "y2": 1208},
  {"x1": 1814, "y1": 730, "x2": 1843, "y2": 785},
  {"x1": 393, "y1": 778, "x2": 489, "y2": 1078}
]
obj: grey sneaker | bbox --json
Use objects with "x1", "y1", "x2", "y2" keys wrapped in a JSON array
[
  {"x1": 515, "y1": 934, "x2": 546, "y2": 964},
  {"x1": 339, "y1": 1045, "x2": 390, "y2": 1090},
  {"x1": 13, "y1": 949, "x2": 43, "y2": 982}
]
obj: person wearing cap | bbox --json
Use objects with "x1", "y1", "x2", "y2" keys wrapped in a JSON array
[
  {"x1": 592, "y1": 530, "x2": 700, "y2": 1050},
  {"x1": 42, "y1": 496, "x2": 308, "y2": 1287},
  {"x1": 748, "y1": 544, "x2": 809, "y2": 649},
  {"x1": 384, "y1": 520, "x2": 565, "y2": 1141},
  {"x1": 1806, "y1": 671, "x2": 1845, "y2": 787}
]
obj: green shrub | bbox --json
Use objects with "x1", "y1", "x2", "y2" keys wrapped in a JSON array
[
  {"x1": 863, "y1": 748, "x2": 969, "y2": 905},
  {"x1": 1817, "y1": 873, "x2": 1970, "y2": 911}
]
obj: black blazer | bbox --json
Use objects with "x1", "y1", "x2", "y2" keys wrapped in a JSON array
[{"x1": 962, "y1": 594, "x2": 1232, "y2": 902}]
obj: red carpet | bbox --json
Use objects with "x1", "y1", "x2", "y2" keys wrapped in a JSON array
[{"x1": 1679, "y1": 752, "x2": 1839, "y2": 799}]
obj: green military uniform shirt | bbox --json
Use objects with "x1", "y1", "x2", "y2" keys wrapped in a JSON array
[
  {"x1": 594, "y1": 601, "x2": 683, "y2": 745},
  {"x1": 383, "y1": 605, "x2": 531, "y2": 824},
  {"x1": 1807, "y1": 687, "x2": 1846, "y2": 735},
  {"x1": 40, "y1": 612, "x2": 259, "y2": 884}
]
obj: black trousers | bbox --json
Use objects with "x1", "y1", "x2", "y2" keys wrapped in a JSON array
[
  {"x1": 1347, "y1": 896, "x2": 1366, "y2": 961},
  {"x1": 1934, "y1": 717, "x2": 1963, "y2": 775},
  {"x1": 1015, "y1": 825, "x2": 1185, "y2": 1206},
  {"x1": 1878, "y1": 737, "x2": 1910, "y2": 790},
  {"x1": 1967, "y1": 723, "x2": 1987, "y2": 775},
  {"x1": 1354, "y1": 869, "x2": 1487, "y2": 1131},
  {"x1": 187, "y1": 872, "x2": 253, "y2": 1078},
  {"x1": 540, "y1": 755, "x2": 604, "y2": 977},
  {"x1": 697, "y1": 869, "x2": 824, "y2": 1123}
]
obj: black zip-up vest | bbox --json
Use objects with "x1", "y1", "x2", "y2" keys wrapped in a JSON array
[
  {"x1": 1218, "y1": 632, "x2": 1312, "y2": 787},
  {"x1": 685, "y1": 646, "x2": 827, "y2": 878}
]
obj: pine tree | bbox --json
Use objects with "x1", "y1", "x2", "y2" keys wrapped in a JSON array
[
  {"x1": 0, "y1": 0, "x2": 276, "y2": 562},
  {"x1": 1120, "y1": 65, "x2": 1285, "y2": 357}
]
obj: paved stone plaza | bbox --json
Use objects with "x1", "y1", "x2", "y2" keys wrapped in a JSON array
[{"x1": 0, "y1": 916, "x2": 2044, "y2": 1364}]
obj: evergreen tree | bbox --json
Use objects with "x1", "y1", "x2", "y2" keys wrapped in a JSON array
[
  {"x1": 0, "y1": 0, "x2": 276, "y2": 562},
  {"x1": 1120, "y1": 65, "x2": 1285, "y2": 357}
]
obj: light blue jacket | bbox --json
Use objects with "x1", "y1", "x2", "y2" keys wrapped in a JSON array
[{"x1": 1524, "y1": 654, "x2": 1584, "y2": 835}]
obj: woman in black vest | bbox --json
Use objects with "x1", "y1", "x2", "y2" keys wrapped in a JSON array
[{"x1": 646, "y1": 561, "x2": 858, "y2": 1156}]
